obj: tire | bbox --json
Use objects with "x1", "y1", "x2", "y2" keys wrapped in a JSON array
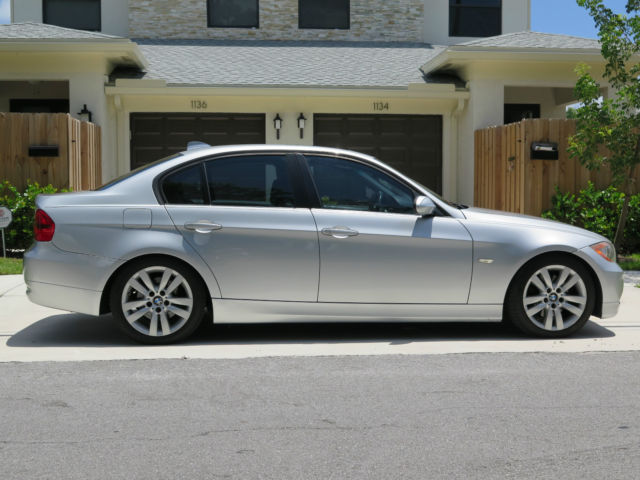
[
  {"x1": 505, "y1": 254, "x2": 596, "y2": 338},
  {"x1": 110, "y1": 257, "x2": 206, "y2": 344}
]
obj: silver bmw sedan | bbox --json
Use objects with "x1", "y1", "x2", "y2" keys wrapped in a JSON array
[{"x1": 24, "y1": 144, "x2": 623, "y2": 344}]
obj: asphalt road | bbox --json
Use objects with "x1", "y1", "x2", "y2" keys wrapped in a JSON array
[{"x1": 1, "y1": 353, "x2": 639, "y2": 480}]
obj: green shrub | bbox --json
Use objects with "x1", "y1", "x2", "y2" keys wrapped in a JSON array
[
  {"x1": 542, "y1": 182, "x2": 640, "y2": 253},
  {"x1": 0, "y1": 181, "x2": 66, "y2": 252}
]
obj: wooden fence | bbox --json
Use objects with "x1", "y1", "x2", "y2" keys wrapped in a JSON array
[
  {"x1": 474, "y1": 118, "x2": 640, "y2": 216},
  {"x1": 0, "y1": 113, "x2": 101, "y2": 192}
]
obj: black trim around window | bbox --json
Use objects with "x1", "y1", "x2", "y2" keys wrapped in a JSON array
[
  {"x1": 43, "y1": 0, "x2": 101, "y2": 32},
  {"x1": 207, "y1": 0, "x2": 259, "y2": 28},
  {"x1": 449, "y1": 0, "x2": 501, "y2": 38},
  {"x1": 299, "y1": 0, "x2": 350, "y2": 30}
]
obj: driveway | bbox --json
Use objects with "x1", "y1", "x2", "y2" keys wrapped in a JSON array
[{"x1": 1, "y1": 274, "x2": 639, "y2": 363}]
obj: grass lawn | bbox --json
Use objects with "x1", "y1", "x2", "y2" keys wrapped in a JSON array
[
  {"x1": 0, "y1": 257, "x2": 23, "y2": 275},
  {"x1": 619, "y1": 253, "x2": 640, "y2": 271}
]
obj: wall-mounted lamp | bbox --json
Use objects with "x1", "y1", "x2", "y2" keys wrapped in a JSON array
[
  {"x1": 78, "y1": 104, "x2": 92, "y2": 122},
  {"x1": 273, "y1": 114, "x2": 283, "y2": 140},
  {"x1": 297, "y1": 113, "x2": 306, "y2": 139}
]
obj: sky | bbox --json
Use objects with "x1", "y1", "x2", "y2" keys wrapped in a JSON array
[{"x1": 0, "y1": 0, "x2": 632, "y2": 38}]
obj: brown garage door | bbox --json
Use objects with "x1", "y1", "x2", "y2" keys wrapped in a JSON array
[
  {"x1": 130, "y1": 113, "x2": 265, "y2": 169},
  {"x1": 314, "y1": 114, "x2": 443, "y2": 194}
]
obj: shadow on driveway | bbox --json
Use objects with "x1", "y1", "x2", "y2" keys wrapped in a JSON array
[{"x1": 6, "y1": 312, "x2": 615, "y2": 348}]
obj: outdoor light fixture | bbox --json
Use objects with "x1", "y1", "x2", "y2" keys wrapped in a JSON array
[
  {"x1": 78, "y1": 104, "x2": 92, "y2": 122},
  {"x1": 273, "y1": 114, "x2": 283, "y2": 140},
  {"x1": 297, "y1": 113, "x2": 306, "y2": 139}
]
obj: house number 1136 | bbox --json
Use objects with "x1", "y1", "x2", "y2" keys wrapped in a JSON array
[{"x1": 191, "y1": 100, "x2": 208, "y2": 110}]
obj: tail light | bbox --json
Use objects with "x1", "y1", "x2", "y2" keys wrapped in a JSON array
[{"x1": 34, "y1": 209, "x2": 55, "y2": 242}]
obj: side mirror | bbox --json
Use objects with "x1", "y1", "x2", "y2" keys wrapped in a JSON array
[{"x1": 415, "y1": 195, "x2": 436, "y2": 216}]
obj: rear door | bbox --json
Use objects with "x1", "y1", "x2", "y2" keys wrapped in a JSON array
[
  {"x1": 303, "y1": 154, "x2": 473, "y2": 304},
  {"x1": 163, "y1": 154, "x2": 319, "y2": 302}
]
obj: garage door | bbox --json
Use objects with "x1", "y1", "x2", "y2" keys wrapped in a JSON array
[
  {"x1": 130, "y1": 113, "x2": 265, "y2": 169},
  {"x1": 314, "y1": 114, "x2": 443, "y2": 194}
]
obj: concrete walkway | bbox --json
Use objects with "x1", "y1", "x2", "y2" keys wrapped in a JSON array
[{"x1": 1, "y1": 274, "x2": 639, "y2": 362}]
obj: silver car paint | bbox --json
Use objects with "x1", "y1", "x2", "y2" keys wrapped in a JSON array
[{"x1": 23, "y1": 144, "x2": 623, "y2": 322}]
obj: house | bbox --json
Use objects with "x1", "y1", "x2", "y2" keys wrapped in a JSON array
[{"x1": 1, "y1": 0, "x2": 608, "y2": 205}]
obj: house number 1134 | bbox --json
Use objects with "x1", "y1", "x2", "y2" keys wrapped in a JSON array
[
  {"x1": 373, "y1": 102, "x2": 390, "y2": 111},
  {"x1": 191, "y1": 100, "x2": 208, "y2": 110}
]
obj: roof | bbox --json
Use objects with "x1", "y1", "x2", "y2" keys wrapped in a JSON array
[
  {"x1": 454, "y1": 31, "x2": 601, "y2": 51},
  {"x1": 0, "y1": 22, "x2": 125, "y2": 41},
  {"x1": 133, "y1": 39, "x2": 448, "y2": 88}
]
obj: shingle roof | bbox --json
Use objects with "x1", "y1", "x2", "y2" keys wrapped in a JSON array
[
  {"x1": 134, "y1": 40, "x2": 448, "y2": 88},
  {"x1": 0, "y1": 22, "x2": 124, "y2": 41},
  {"x1": 455, "y1": 31, "x2": 601, "y2": 50}
]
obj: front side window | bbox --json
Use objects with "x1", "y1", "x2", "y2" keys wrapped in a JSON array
[
  {"x1": 299, "y1": 0, "x2": 349, "y2": 30},
  {"x1": 205, "y1": 155, "x2": 296, "y2": 207},
  {"x1": 162, "y1": 164, "x2": 207, "y2": 205},
  {"x1": 449, "y1": 0, "x2": 501, "y2": 37},
  {"x1": 306, "y1": 156, "x2": 415, "y2": 214},
  {"x1": 43, "y1": 0, "x2": 101, "y2": 31},
  {"x1": 208, "y1": 0, "x2": 259, "y2": 28}
]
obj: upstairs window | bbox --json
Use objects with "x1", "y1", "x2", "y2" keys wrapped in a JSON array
[
  {"x1": 449, "y1": 0, "x2": 501, "y2": 37},
  {"x1": 299, "y1": 0, "x2": 349, "y2": 30},
  {"x1": 208, "y1": 0, "x2": 259, "y2": 28},
  {"x1": 43, "y1": 0, "x2": 101, "y2": 32}
]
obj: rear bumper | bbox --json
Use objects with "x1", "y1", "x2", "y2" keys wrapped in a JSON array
[{"x1": 24, "y1": 242, "x2": 119, "y2": 316}]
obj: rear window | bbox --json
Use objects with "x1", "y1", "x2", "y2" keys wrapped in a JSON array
[{"x1": 97, "y1": 153, "x2": 183, "y2": 191}]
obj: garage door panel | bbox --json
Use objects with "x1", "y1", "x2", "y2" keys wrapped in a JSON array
[
  {"x1": 130, "y1": 113, "x2": 266, "y2": 170},
  {"x1": 314, "y1": 114, "x2": 443, "y2": 194}
]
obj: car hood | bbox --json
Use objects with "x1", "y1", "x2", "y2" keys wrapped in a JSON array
[{"x1": 460, "y1": 207, "x2": 608, "y2": 244}]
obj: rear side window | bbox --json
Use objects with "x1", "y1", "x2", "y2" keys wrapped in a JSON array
[
  {"x1": 205, "y1": 155, "x2": 295, "y2": 207},
  {"x1": 162, "y1": 164, "x2": 207, "y2": 205}
]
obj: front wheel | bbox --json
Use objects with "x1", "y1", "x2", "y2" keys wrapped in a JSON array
[
  {"x1": 110, "y1": 258, "x2": 206, "y2": 344},
  {"x1": 505, "y1": 255, "x2": 596, "y2": 337}
]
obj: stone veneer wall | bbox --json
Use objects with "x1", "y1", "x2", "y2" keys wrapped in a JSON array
[{"x1": 129, "y1": 0, "x2": 424, "y2": 42}]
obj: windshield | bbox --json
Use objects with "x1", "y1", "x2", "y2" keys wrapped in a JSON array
[
  {"x1": 96, "y1": 153, "x2": 184, "y2": 191},
  {"x1": 413, "y1": 181, "x2": 468, "y2": 209}
]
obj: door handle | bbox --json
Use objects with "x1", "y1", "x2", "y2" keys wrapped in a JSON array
[
  {"x1": 184, "y1": 221, "x2": 222, "y2": 233},
  {"x1": 321, "y1": 226, "x2": 359, "y2": 238}
]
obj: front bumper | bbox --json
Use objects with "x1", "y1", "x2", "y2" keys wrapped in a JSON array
[
  {"x1": 24, "y1": 242, "x2": 119, "y2": 316},
  {"x1": 576, "y1": 245, "x2": 624, "y2": 319}
]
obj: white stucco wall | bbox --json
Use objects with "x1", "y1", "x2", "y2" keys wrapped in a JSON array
[
  {"x1": 504, "y1": 86, "x2": 570, "y2": 120},
  {"x1": 423, "y1": 0, "x2": 531, "y2": 45},
  {"x1": 11, "y1": 0, "x2": 129, "y2": 37}
]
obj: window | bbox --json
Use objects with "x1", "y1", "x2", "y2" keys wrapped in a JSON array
[
  {"x1": 162, "y1": 164, "x2": 207, "y2": 205},
  {"x1": 208, "y1": 0, "x2": 259, "y2": 28},
  {"x1": 299, "y1": 0, "x2": 349, "y2": 30},
  {"x1": 205, "y1": 155, "x2": 296, "y2": 207},
  {"x1": 504, "y1": 104, "x2": 541, "y2": 124},
  {"x1": 43, "y1": 0, "x2": 101, "y2": 31},
  {"x1": 306, "y1": 156, "x2": 415, "y2": 214},
  {"x1": 10, "y1": 99, "x2": 69, "y2": 113},
  {"x1": 449, "y1": 0, "x2": 501, "y2": 38}
]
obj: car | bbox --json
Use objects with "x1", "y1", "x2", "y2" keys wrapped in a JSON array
[{"x1": 24, "y1": 144, "x2": 623, "y2": 344}]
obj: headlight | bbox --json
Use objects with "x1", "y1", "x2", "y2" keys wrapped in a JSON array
[{"x1": 591, "y1": 241, "x2": 616, "y2": 263}]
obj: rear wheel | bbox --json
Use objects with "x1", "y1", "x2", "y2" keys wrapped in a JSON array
[
  {"x1": 505, "y1": 255, "x2": 596, "y2": 337},
  {"x1": 110, "y1": 258, "x2": 206, "y2": 344}
]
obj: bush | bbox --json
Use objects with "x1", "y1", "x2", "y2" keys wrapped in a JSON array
[
  {"x1": 0, "y1": 181, "x2": 66, "y2": 252},
  {"x1": 542, "y1": 182, "x2": 640, "y2": 253}
]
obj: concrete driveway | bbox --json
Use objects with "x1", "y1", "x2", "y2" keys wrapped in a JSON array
[{"x1": 1, "y1": 274, "x2": 639, "y2": 363}]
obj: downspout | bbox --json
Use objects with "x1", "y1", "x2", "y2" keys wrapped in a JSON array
[{"x1": 450, "y1": 97, "x2": 467, "y2": 203}]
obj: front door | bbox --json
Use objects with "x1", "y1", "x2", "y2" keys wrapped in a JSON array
[
  {"x1": 303, "y1": 155, "x2": 473, "y2": 304},
  {"x1": 163, "y1": 154, "x2": 319, "y2": 302}
]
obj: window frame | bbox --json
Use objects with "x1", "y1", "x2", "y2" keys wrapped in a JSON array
[
  {"x1": 42, "y1": 0, "x2": 102, "y2": 32},
  {"x1": 448, "y1": 0, "x2": 502, "y2": 38},
  {"x1": 207, "y1": 0, "x2": 260, "y2": 29},
  {"x1": 298, "y1": 0, "x2": 350, "y2": 30},
  {"x1": 300, "y1": 154, "x2": 425, "y2": 216}
]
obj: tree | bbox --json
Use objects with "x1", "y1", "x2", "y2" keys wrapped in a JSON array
[{"x1": 570, "y1": 0, "x2": 640, "y2": 251}]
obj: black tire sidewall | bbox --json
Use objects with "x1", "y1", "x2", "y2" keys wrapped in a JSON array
[
  {"x1": 506, "y1": 254, "x2": 596, "y2": 338},
  {"x1": 110, "y1": 257, "x2": 206, "y2": 344}
]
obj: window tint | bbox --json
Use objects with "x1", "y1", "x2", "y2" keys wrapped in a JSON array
[
  {"x1": 205, "y1": 155, "x2": 296, "y2": 207},
  {"x1": 162, "y1": 164, "x2": 207, "y2": 205},
  {"x1": 449, "y1": 0, "x2": 501, "y2": 38},
  {"x1": 208, "y1": 0, "x2": 259, "y2": 28},
  {"x1": 43, "y1": 0, "x2": 101, "y2": 31},
  {"x1": 306, "y1": 156, "x2": 415, "y2": 214},
  {"x1": 299, "y1": 0, "x2": 349, "y2": 30}
]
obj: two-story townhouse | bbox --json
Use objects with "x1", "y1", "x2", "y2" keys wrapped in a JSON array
[{"x1": 1, "y1": 1, "x2": 609, "y2": 205}]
